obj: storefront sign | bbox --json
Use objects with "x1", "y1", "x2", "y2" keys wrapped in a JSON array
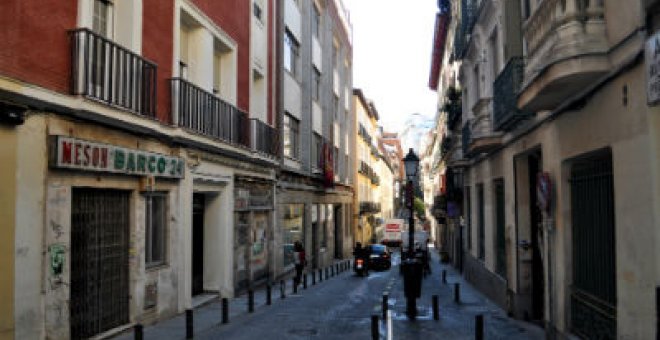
[
  {"x1": 51, "y1": 136, "x2": 184, "y2": 179},
  {"x1": 646, "y1": 31, "x2": 660, "y2": 105}
]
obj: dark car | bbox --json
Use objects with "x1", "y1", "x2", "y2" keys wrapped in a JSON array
[{"x1": 368, "y1": 244, "x2": 392, "y2": 270}]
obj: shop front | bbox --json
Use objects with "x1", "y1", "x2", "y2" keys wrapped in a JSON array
[
  {"x1": 234, "y1": 178, "x2": 275, "y2": 292},
  {"x1": 39, "y1": 127, "x2": 185, "y2": 339}
]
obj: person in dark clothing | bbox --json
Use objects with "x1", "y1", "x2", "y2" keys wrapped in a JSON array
[
  {"x1": 293, "y1": 241, "x2": 306, "y2": 287},
  {"x1": 353, "y1": 242, "x2": 370, "y2": 274}
]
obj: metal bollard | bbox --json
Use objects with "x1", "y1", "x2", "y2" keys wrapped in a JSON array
[
  {"x1": 303, "y1": 273, "x2": 308, "y2": 289},
  {"x1": 319, "y1": 269, "x2": 323, "y2": 282},
  {"x1": 185, "y1": 309, "x2": 193, "y2": 339},
  {"x1": 382, "y1": 294, "x2": 389, "y2": 320},
  {"x1": 331, "y1": 265, "x2": 335, "y2": 277},
  {"x1": 222, "y1": 298, "x2": 229, "y2": 324},
  {"x1": 432, "y1": 295, "x2": 439, "y2": 320},
  {"x1": 248, "y1": 290, "x2": 254, "y2": 313},
  {"x1": 442, "y1": 270, "x2": 447, "y2": 284},
  {"x1": 371, "y1": 314, "x2": 379, "y2": 340},
  {"x1": 134, "y1": 324, "x2": 143, "y2": 340},
  {"x1": 454, "y1": 283, "x2": 460, "y2": 304},
  {"x1": 280, "y1": 280, "x2": 286, "y2": 299},
  {"x1": 266, "y1": 285, "x2": 272, "y2": 305},
  {"x1": 312, "y1": 270, "x2": 316, "y2": 285},
  {"x1": 293, "y1": 278, "x2": 298, "y2": 294},
  {"x1": 475, "y1": 314, "x2": 484, "y2": 340}
]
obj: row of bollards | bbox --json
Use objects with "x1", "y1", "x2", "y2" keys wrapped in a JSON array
[{"x1": 143, "y1": 260, "x2": 351, "y2": 339}]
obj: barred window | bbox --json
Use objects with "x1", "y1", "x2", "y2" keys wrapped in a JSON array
[{"x1": 145, "y1": 193, "x2": 167, "y2": 268}]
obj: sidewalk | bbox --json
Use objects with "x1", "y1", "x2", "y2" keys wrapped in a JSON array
[
  {"x1": 382, "y1": 249, "x2": 544, "y2": 339},
  {"x1": 113, "y1": 260, "x2": 352, "y2": 340}
]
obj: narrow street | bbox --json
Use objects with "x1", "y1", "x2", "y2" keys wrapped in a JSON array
[{"x1": 116, "y1": 249, "x2": 543, "y2": 339}]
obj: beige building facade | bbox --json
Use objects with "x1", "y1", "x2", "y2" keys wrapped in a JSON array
[{"x1": 431, "y1": 0, "x2": 660, "y2": 338}]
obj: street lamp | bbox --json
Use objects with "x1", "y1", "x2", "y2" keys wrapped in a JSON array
[{"x1": 402, "y1": 148, "x2": 422, "y2": 319}]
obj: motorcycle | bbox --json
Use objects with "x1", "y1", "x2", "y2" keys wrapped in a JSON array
[{"x1": 354, "y1": 257, "x2": 368, "y2": 277}]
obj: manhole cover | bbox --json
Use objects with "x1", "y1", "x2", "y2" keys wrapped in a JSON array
[{"x1": 289, "y1": 328, "x2": 319, "y2": 336}]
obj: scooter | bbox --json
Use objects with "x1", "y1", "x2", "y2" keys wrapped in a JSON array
[{"x1": 354, "y1": 257, "x2": 368, "y2": 277}]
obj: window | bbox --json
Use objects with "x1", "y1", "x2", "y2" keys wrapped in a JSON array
[
  {"x1": 477, "y1": 183, "x2": 485, "y2": 260},
  {"x1": 333, "y1": 147, "x2": 339, "y2": 176},
  {"x1": 179, "y1": 24, "x2": 191, "y2": 79},
  {"x1": 332, "y1": 40, "x2": 339, "y2": 70},
  {"x1": 281, "y1": 204, "x2": 304, "y2": 267},
  {"x1": 312, "y1": 67, "x2": 321, "y2": 101},
  {"x1": 312, "y1": 132, "x2": 323, "y2": 169},
  {"x1": 333, "y1": 95, "x2": 339, "y2": 120},
  {"x1": 283, "y1": 113, "x2": 300, "y2": 159},
  {"x1": 253, "y1": 1, "x2": 263, "y2": 22},
  {"x1": 312, "y1": 5, "x2": 321, "y2": 38},
  {"x1": 284, "y1": 30, "x2": 299, "y2": 77},
  {"x1": 93, "y1": 0, "x2": 113, "y2": 37},
  {"x1": 472, "y1": 64, "x2": 480, "y2": 104},
  {"x1": 213, "y1": 50, "x2": 222, "y2": 94},
  {"x1": 489, "y1": 30, "x2": 500, "y2": 86},
  {"x1": 345, "y1": 154, "x2": 349, "y2": 182},
  {"x1": 145, "y1": 193, "x2": 167, "y2": 268},
  {"x1": 523, "y1": 0, "x2": 531, "y2": 19}
]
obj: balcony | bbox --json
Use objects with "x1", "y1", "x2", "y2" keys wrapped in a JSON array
[
  {"x1": 453, "y1": 0, "x2": 478, "y2": 59},
  {"x1": 444, "y1": 87, "x2": 462, "y2": 131},
  {"x1": 70, "y1": 28, "x2": 157, "y2": 117},
  {"x1": 359, "y1": 201, "x2": 381, "y2": 214},
  {"x1": 371, "y1": 172, "x2": 381, "y2": 186},
  {"x1": 493, "y1": 57, "x2": 532, "y2": 131},
  {"x1": 170, "y1": 78, "x2": 250, "y2": 148},
  {"x1": 519, "y1": 0, "x2": 609, "y2": 112},
  {"x1": 468, "y1": 101, "x2": 502, "y2": 155},
  {"x1": 251, "y1": 119, "x2": 278, "y2": 157}
]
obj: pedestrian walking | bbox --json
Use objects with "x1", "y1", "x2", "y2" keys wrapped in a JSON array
[{"x1": 293, "y1": 241, "x2": 306, "y2": 287}]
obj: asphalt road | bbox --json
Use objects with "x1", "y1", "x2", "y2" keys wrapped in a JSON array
[{"x1": 116, "y1": 249, "x2": 544, "y2": 339}]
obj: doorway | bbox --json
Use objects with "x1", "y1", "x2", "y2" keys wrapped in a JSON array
[
  {"x1": 192, "y1": 193, "x2": 205, "y2": 296},
  {"x1": 70, "y1": 188, "x2": 130, "y2": 339},
  {"x1": 527, "y1": 152, "x2": 544, "y2": 321},
  {"x1": 569, "y1": 150, "x2": 616, "y2": 338},
  {"x1": 514, "y1": 149, "x2": 544, "y2": 322}
]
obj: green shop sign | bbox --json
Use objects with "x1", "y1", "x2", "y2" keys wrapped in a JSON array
[{"x1": 51, "y1": 136, "x2": 184, "y2": 179}]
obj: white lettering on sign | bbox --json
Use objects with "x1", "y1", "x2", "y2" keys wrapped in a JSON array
[
  {"x1": 646, "y1": 31, "x2": 660, "y2": 105},
  {"x1": 52, "y1": 136, "x2": 185, "y2": 179}
]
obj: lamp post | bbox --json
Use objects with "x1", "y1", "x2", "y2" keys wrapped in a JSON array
[{"x1": 402, "y1": 148, "x2": 422, "y2": 319}]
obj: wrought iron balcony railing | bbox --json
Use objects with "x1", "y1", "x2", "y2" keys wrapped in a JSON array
[
  {"x1": 170, "y1": 78, "x2": 250, "y2": 148},
  {"x1": 453, "y1": 0, "x2": 478, "y2": 58},
  {"x1": 493, "y1": 57, "x2": 530, "y2": 131},
  {"x1": 70, "y1": 28, "x2": 157, "y2": 117},
  {"x1": 359, "y1": 201, "x2": 381, "y2": 214},
  {"x1": 251, "y1": 119, "x2": 278, "y2": 157}
]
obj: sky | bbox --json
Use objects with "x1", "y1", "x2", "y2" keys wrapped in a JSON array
[{"x1": 343, "y1": 0, "x2": 438, "y2": 134}]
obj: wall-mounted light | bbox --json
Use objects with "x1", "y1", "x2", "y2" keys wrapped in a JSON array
[{"x1": 0, "y1": 101, "x2": 27, "y2": 126}]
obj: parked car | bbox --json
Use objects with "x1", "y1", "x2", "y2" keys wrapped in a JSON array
[{"x1": 368, "y1": 244, "x2": 392, "y2": 270}]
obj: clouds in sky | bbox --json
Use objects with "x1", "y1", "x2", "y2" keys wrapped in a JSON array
[{"x1": 343, "y1": 0, "x2": 438, "y2": 133}]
